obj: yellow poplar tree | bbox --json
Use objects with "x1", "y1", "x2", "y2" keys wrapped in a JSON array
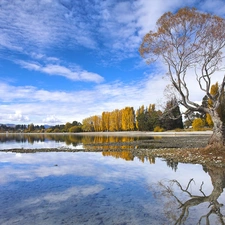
[
  {"x1": 93, "y1": 115, "x2": 102, "y2": 131},
  {"x1": 122, "y1": 107, "x2": 135, "y2": 131},
  {"x1": 109, "y1": 109, "x2": 122, "y2": 131},
  {"x1": 82, "y1": 117, "x2": 94, "y2": 132},
  {"x1": 101, "y1": 112, "x2": 110, "y2": 131},
  {"x1": 206, "y1": 82, "x2": 225, "y2": 127}
]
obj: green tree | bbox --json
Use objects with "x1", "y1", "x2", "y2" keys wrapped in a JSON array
[
  {"x1": 69, "y1": 126, "x2": 82, "y2": 133},
  {"x1": 147, "y1": 104, "x2": 161, "y2": 131},
  {"x1": 65, "y1": 122, "x2": 72, "y2": 132},
  {"x1": 161, "y1": 98, "x2": 183, "y2": 130},
  {"x1": 72, "y1": 121, "x2": 82, "y2": 126},
  {"x1": 136, "y1": 104, "x2": 161, "y2": 131},
  {"x1": 28, "y1": 123, "x2": 34, "y2": 132},
  {"x1": 136, "y1": 110, "x2": 149, "y2": 131},
  {"x1": 136, "y1": 105, "x2": 145, "y2": 130}
]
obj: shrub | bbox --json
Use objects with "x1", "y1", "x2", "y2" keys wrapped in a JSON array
[
  {"x1": 154, "y1": 126, "x2": 164, "y2": 132},
  {"x1": 174, "y1": 128, "x2": 184, "y2": 132},
  {"x1": 192, "y1": 118, "x2": 204, "y2": 131},
  {"x1": 53, "y1": 128, "x2": 60, "y2": 133},
  {"x1": 69, "y1": 126, "x2": 82, "y2": 133},
  {"x1": 46, "y1": 128, "x2": 53, "y2": 133}
]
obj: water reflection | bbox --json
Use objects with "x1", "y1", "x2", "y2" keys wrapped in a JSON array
[
  {"x1": 0, "y1": 133, "x2": 209, "y2": 151},
  {"x1": 0, "y1": 133, "x2": 151, "y2": 150},
  {"x1": 102, "y1": 150, "x2": 156, "y2": 164},
  {"x1": 0, "y1": 134, "x2": 224, "y2": 224},
  {"x1": 0, "y1": 150, "x2": 224, "y2": 224},
  {"x1": 0, "y1": 133, "x2": 84, "y2": 149},
  {"x1": 154, "y1": 165, "x2": 225, "y2": 224},
  {"x1": 0, "y1": 133, "x2": 139, "y2": 144}
]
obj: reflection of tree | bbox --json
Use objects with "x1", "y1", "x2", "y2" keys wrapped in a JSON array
[
  {"x1": 163, "y1": 159, "x2": 178, "y2": 172},
  {"x1": 102, "y1": 151, "x2": 134, "y2": 161},
  {"x1": 102, "y1": 151, "x2": 156, "y2": 164},
  {"x1": 81, "y1": 136, "x2": 137, "y2": 151},
  {"x1": 156, "y1": 166, "x2": 225, "y2": 224}
]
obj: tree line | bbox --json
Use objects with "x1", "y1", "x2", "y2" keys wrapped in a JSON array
[
  {"x1": 0, "y1": 121, "x2": 82, "y2": 133},
  {"x1": 81, "y1": 82, "x2": 225, "y2": 132},
  {"x1": 0, "y1": 98, "x2": 184, "y2": 133},
  {"x1": 2, "y1": 83, "x2": 224, "y2": 133},
  {"x1": 82, "y1": 98, "x2": 183, "y2": 132}
]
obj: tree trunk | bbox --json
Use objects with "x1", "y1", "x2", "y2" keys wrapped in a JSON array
[{"x1": 208, "y1": 111, "x2": 224, "y2": 147}]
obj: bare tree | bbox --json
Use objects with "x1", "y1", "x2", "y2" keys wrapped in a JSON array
[
  {"x1": 156, "y1": 166, "x2": 225, "y2": 224},
  {"x1": 139, "y1": 7, "x2": 225, "y2": 147}
]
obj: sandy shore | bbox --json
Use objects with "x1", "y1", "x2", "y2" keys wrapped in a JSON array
[
  {"x1": 75, "y1": 130, "x2": 213, "y2": 136},
  {"x1": 1, "y1": 130, "x2": 213, "y2": 137}
]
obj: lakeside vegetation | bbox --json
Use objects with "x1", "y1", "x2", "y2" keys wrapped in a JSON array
[{"x1": 0, "y1": 96, "x2": 215, "y2": 134}]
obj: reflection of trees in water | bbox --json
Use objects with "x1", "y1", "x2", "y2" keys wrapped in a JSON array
[
  {"x1": 102, "y1": 150, "x2": 155, "y2": 164},
  {"x1": 0, "y1": 134, "x2": 84, "y2": 147},
  {"x1": 0, "y1": 134, "x2": 161, "y2": 150},
  {"x1": 82, "y1": 136, "x2": 138, "y2": 151},
  {"x1": 155, "y1": 166, "x2": 225, "y2": 224},
  {"x1": 0, "y1": 134, "x2": 46, "y2": 144},
  {"x1": 102, "y1": 151, "x2": 134, "y2": 161},
  {"x1": 0, "y1": 134, "x2": 141, "y2": 148},
  {"x1": 163, "y1": 159, "x2": 178, "y2": 172},
  {"x1": 83, "y1": 136, "x2": 136, "y2": 144}
]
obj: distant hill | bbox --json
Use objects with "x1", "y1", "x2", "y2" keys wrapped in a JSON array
[
  {"x1": 5, "y1": 124, "x2": 16, "y2": 128},
  {"x1": 0, "y1": 124, "x2": 53, "y2": 128}
]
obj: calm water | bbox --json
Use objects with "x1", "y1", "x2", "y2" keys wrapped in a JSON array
[{"x1": 0, "y1": 134, "x2": 224, "y2": 225}]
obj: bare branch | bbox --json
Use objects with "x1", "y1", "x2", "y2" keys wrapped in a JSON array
[{"x1": 140, "y1": 7, "x2": 225, "y2": 146}]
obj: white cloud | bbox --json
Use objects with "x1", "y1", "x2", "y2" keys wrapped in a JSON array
[
  {"x1": 2, "y1": 63, "x2": 219, "y2": 125},
  {"x1": 8, "y1": 111, "x2": 30, "y2": 122},
  {"x1": 0, "y1": 83, "x2": 36, "y2": 102},
  {"x1": 22, "y1": 185, "x2": 104, "y2": 205},
  {"x1": 0, "y1": 0, "x2": 97, "y2": 51},
  {"x1": 43, "y1": 115, "x2": 62, "y2": 124},
  {"x1": 0, "y1": 0, "x2": 190, "y2": 61},
  {"x1": 1, "y1": 0, "x2": 225, "y2": 125},
  {"x1": 17, "y1": 60, "x2": 104, "y2": 83},
  {"x1": 0, "y1": 73, "x2": 169, "y2": 124},
  {"x1": 1, "y1": 0, "x2": 225, "y2": 60}
]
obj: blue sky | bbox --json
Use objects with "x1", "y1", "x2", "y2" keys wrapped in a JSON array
[{"x1": 1, "y1": 0, "x2": 225, "y2": 125}]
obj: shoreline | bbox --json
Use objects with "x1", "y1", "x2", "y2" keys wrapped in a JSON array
[
  {"x1": 0, "y1": 130, "x2": 213, "y2": 136},
  {"x1": 77, "y1": 130, "x2": 213, "y2": 136},
  {"x1": 1, "y1": 130, "x2": 224, "y2": 167}
]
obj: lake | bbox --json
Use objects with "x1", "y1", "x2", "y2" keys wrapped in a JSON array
[{"x1": 0, "y1": 133, "x2": 224, "y2": 224}]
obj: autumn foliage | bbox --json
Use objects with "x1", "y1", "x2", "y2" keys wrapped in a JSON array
[
  {"x1": 82, "y1": 107, "x2": 135, "y2": 132},
  {"x1": 140, "y1": 7, "x2": 225, "y2": 146},
  {"x1": 82, "y1": 101, "x2": 183, "y2": 132}
]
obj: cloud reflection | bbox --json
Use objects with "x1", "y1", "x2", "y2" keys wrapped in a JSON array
[
  {"x1": 22, "y1": 185, "x2": 104, "y2": 205},
  {"x1": 0, "y1": 151, "x2": 223, "y2": 225},
  {"x1": 0, "y1": 152, "x2": 213, "y2": 190}
]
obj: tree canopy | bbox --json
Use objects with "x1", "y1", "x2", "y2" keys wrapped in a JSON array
[{"x1": 140, "y1": 7, "x2": 225, "y2": 146}]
